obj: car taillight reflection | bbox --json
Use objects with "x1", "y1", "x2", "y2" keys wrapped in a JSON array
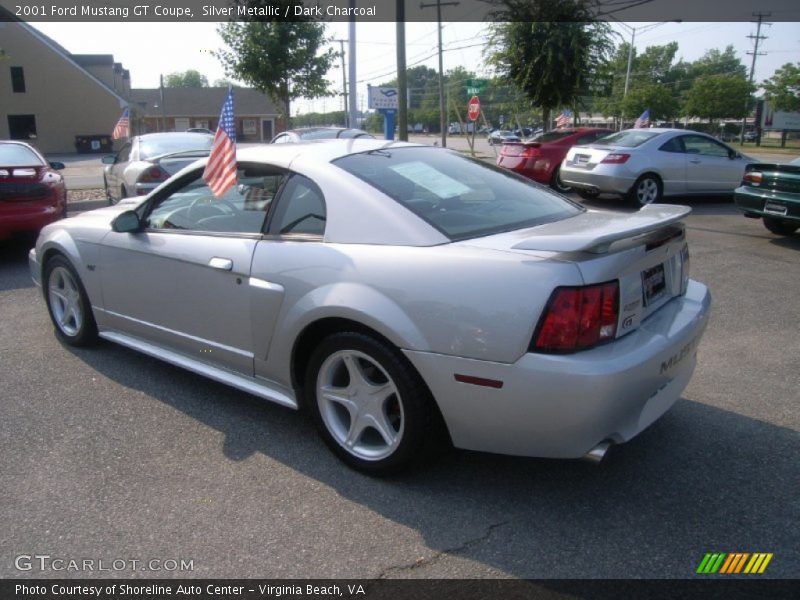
[{"x1": 532, "y1": 282, "x2": 619, "y2": 353}]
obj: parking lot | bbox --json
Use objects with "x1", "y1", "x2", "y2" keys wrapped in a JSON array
[{"x1": 1, "y1": 164, "x2": 798, "y2": 579}]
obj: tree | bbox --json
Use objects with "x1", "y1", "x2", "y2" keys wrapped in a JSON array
[
  {"x1": 690, "y1": 46, "x2": 747, "y2": 79},
  {"x1": 215, "y1": 2, "x2": 336, "y2": 128},
  {"x1": 212, "y1": 78, "x2": 237, "y2": 88},
  {"x1": 762, "y1": 62, "x2": 800, "y2": 112},
  {"x1": 486, "y1": 0, "x2": 613, "y2": 131},
  {"x1": 163, "y1": 70, "x2": 209, "y2": 88},
  {"x1": 683, "y1": 74, "x2": 754, "y2": 123}
]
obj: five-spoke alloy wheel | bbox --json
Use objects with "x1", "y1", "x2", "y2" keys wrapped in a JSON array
[
  {"x1": 44, "y1": 255, "x2": 98, "y2": 346},
  {"x1": 305, "y1": 332, "x2": 438, "y2": 474},
  {"x1": 629, "y1": 174, "x2": 663, "y2": 206}
]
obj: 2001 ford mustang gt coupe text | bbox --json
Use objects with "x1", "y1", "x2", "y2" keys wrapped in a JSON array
[{"x1": 30, "y1": 140, "x2": 711, "y2": 473}]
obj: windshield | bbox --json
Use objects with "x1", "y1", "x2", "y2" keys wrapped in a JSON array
[
  {"x1": 594, "y1": 130, "x2": 662, "y2": 148},
  {"x1": 0, "y1": 144, "x2": 44, "y2": 167},
  {"x1": 139, "y1": 134, "x2": 214, "y2": 159},
  {"x1": 334, "y1": 147, "x2": 582, "y2": 241}
]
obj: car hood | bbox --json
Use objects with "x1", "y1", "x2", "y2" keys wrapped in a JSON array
[{"x1": 457, "y1": 205, "x2": 691, "y2": 255}]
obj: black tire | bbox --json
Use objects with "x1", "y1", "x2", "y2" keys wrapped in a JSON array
[
  {"x1": 763, "y1": 217, "x2": 799, "y2": 236},
  {"x1": 576, "y1": 189, "x2": 597, "y2": 201},
  {"x1": 103, "y1": 176, "x2": 115, "y2": 205},
  {"x1": 549, "y1": 167, "x2": 572, "y2": 194},
  {"x1": 43, "y1": 255, "x2": 98, "y2": 347},
  {"x1": 304, "y1": 331, "x2": 439, "y2": 474},
  {"x1": 120, "y1": 185, "x2": 129, "y2": 200},
  {"x1": 628, "y1": 174, "x2": 663, "y2": 206}
]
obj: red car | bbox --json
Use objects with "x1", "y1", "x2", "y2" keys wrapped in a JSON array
[
  {"x1": 0, "y1": 141, "x2": 66, "y2": 240},
  {"x1": 497, "y1": 127, "x2": 613, "y2": 193}
]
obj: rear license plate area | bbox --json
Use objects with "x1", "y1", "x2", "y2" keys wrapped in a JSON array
[
  {"x1": 763, "y1": 201, "x2": 787, "y2": 216},
  {"x1": 642, "y1": 263, "x2": 666, "y2": 306},
  {"x1": 572, "y1": 153, "x2": 591, "y2": 167}
]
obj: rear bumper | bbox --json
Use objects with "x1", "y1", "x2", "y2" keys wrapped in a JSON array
[
  {"x1": 0, "y1": 202, "x2": 63, "y2": 239},
  {"x1": 496, "y1": 156, "x2": 552, "y2": 184},
  {"x1": 734, "y1": 187, "x2": 800, "y2": 222},
  {"x1": 404, "y1": 280, "x2": 711, "y2": 458},
  {"x1": 560, "y1": 164, "x2": 636, "y2": 196}
]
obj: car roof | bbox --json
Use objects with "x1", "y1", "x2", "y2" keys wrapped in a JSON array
[{"x1": 237, "y1": 139, "x2": 423, "y2": 168}]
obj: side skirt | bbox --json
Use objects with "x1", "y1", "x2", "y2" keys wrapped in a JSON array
[{"x1": 99, "y1": 330, "x2": 298, "y2": 410}]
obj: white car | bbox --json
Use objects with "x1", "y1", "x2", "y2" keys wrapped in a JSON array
[
  {"x1": 560, "y1": 128, "x2": 755, "y2": 205},
  {"x1": 31, "y1": 140, "x2": 711, "y2": 473},
  {"x1": 102, "y1": 132, "x2": 213, "y2": 204}
]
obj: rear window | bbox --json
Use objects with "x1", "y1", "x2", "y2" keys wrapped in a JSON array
[
  {"x1": 0, "y1": 143, "x2": 44, "y2": 166},
  {"x1": 139, "y1": 135, "x2": 213, "y2": 159},
  {"x1": 334, "y1": 147, "x2": 582, "y2": 240},
  {"x1": 532, "y1": 131, "x2": 573, "y2": 143},
  {"x1": 595, "y1": 130, "x2": 662, "y2": 148}
]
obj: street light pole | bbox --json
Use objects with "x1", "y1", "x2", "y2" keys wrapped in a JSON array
[{"x1": 420, "y1": 0, "x2": 459, "y2": 148}]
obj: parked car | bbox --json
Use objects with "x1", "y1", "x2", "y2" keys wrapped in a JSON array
[
  {"x1": 270, "y1": 127, "x2": 374, "y2": 144},
  {"x1": 488, "y1": 130, "x2": 521, "y2": 146},
  {"x1": 743, "y1": 131, "x2": 757, "y2": 143},
  {"x1": 560, "y1": 128, "x2": 756, "y2": 206},
  {"x1": 733, "y1": 157, "x2": 800, "y2": 236},
  {"x1": 0, "y1": 140, "x2": 66, "y2": 240},
  {"x1": 102, "y1": 132, "x2": 214, "y2": 204},
  {"x1": 497, "y1": 128, "x2": 614, "y2": 192},
  {"x1": 30, "y1": 140, "x2": 710, "y2": 473}
]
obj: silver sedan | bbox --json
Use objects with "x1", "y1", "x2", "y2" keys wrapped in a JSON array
[
  {"x1": 102, "y1": 132, "x2": 213, "y2": 204},
  {"x1": 30, "y1": 140, "x2": 711, "y2": 473},
  {"x1": 560, "y1": 128, "x2": 755, "y2": 205}
]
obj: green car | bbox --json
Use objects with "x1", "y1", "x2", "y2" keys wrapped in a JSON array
[{"x1": 734, "y1": 158, "x2": 800, "y2": 236}]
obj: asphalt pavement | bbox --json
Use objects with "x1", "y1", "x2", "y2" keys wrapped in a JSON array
[{"x1": 1, "y1": 193, "x2": 798, "y2": 580}]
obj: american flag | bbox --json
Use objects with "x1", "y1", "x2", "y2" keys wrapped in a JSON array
[
  {"x1": 203, "y1": 87, "x2": 237, "y2": 198},
  {"x1": 635, "y1": 109, "x2": 651, "y2": 129},
  {"x1": 555, "y1": 110, "x2": 572, "y2": 128},
  {"x1": 112, "y1": 108, "x2": 129, "y2": 140}
]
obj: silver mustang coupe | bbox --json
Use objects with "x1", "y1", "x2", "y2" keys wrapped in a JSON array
[{"x1": 30, "y1": 140, "x2": 711, "y2": 473}]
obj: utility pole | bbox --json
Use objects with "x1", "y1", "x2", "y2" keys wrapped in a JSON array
[
  {"x1": 396, "y1": 0, "x2": 408, "y2": 141},
  {"x1": 348, "y1": 4, "x2": 357, "y2": 129},
  {"x1": 334, "y1": 39, "x2": 349, "y2": 127},
  {"x1": 742, "y1": 12, "x2": 770, "y2": 145},
  {"x1": 420, "y1": 0, "x2": 459, "y2": 148}
]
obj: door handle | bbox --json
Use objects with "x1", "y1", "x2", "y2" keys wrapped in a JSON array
[
  {"x1": 208, "y1": 257, "x2": 233, "y2": 271},
  {"x1": 689, "y1": 159, "x2": 702, "y2": 164}
]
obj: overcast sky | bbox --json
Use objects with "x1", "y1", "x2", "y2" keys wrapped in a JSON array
[{"x1": 34, "y1": 20, "x2": 800, "y2": 116}]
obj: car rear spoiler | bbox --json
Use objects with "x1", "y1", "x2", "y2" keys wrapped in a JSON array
[{"x1": 512, "y1": 205, "x2": 691, "y2": 254}]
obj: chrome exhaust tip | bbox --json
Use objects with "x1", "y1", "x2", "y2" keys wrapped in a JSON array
[{"x1": 583, "y1": 441, "x2": 611, "y2": 464}]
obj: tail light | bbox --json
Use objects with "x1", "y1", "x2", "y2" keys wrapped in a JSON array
[
  {"x1": 743, "y1": 171, "x2": 762, "y2": 186},
  {"x1": 137, "y1": 165, "x2": 170, "y2": 184},
  {"x1": 521, "y1": 146, "x2": 541, "y2": 158},
  {"x1": 532, "y1": 282, "x2": 619, "y2": 353},
  {"x1": 601, "y1": 153, "x2": 630, "y2": 164},
  {"x1": 679, "y1": 244, "x2": 690, "y2": 295}
]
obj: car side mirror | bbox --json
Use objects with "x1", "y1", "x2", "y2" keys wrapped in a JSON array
[
  {"x1": 101, "y1": 155, "x2": 116, "y2": 165},
  {"x1": 48, "y1": 161, "x2": 65, "y2": 170},
  {"x1": 728, "y1": 149, "x2": 739, "y2": 160},
  {"x1": 112, "y1": 210, "x2": 143, "y2": 233}
]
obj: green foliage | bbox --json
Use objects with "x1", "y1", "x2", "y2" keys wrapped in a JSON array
[
  {"x1": 163, "y1": 70, "x2": 208, "y2": 88},
  {"x1": 620, "y1": 83, "x2": 680, "y2": 122},
  {"x1": 682, "y1": 74, "x2": 754, "y2": 122},
  {"x1": 762, "y1": 62, "x2": 800, "y2": 112},
  {"x1": 690, "y1": 46, "x2": 747, "y2": 79},
  {"x1": 486, "y1": 0, "x2": 613, "y2": 130},
  {"x1": 215, "y1": 2, "x2": 336, "y2": 126}
]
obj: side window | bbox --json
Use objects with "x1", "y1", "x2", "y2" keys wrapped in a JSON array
[
  {"x1": 269, "y1": 174, "x2": 326, "y2": 237},
  {"x1": 145, "y1": 165, "x2": 285, "y2": 234},
  {"x1": 116, "y1": 144, "x2": 132, "y2": 163},
  {"x1": 659, "y1": 137, "x2": 684, "y2": 153},
  {"x1": 683, "y1": 135, "x2": 730, "y2": 158},
  {"x1": 272, "y1": 134, "x2": 290, "y2": 144},
  {"x1": 576, "y1": 134, "x2": 596, "y2": 145}
]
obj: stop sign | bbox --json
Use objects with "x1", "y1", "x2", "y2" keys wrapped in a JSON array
[{"x1": 467, "y1": 95, "x2": 480, "y2": 122}]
